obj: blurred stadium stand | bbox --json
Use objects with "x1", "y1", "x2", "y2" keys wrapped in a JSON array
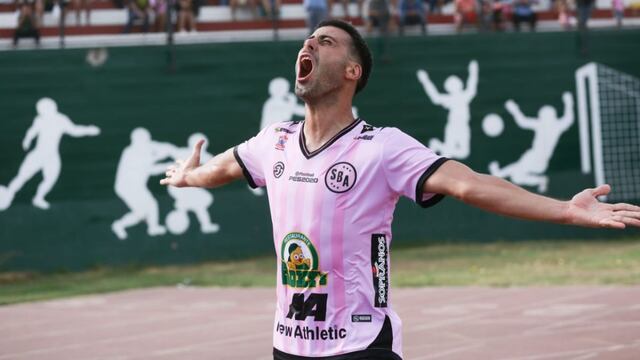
[{"x1": 0, "y1": 0, "x2": 639, "y2": 48}]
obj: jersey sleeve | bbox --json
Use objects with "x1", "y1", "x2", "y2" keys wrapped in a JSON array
[
  {"x1": 381, "y1": 128, "x2": 449, "y2": 208},
  {"x1": 233, "y1": 126, "x2": 272, "y2": 188}
]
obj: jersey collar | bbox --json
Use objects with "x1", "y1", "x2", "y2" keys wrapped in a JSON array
[{"x1": 299, "y1": 118, "x2": 363, "y2": 159}]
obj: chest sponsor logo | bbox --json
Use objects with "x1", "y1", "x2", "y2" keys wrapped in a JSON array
[
  {"x1": 273, "y1": 162, "x2": 285, "y2": 178},
  {"x1": 324, "y1": 162, "x2": 357, "y2": 193},
  {"x1": 371, "y1": 234, "x2": 389, "y2": 308},
  {"x1": 289, "y1": 171, "x2": 318, "y2": 183},
  {"x1": 281, "y1": 232, "x2": 327, "y2": 288}
]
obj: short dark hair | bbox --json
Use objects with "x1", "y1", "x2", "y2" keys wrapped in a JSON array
[{"x1": 315, "y1": 19, "x2": 372, "y2": 94}]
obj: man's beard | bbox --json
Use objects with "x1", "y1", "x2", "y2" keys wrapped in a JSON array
[{"x1": 295, "y1": 64, "x2": 343, "y2": 102}]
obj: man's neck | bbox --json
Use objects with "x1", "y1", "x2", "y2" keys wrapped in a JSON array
[{"x1": 302, "y1": 98, "x2": 355, "y2": 153}]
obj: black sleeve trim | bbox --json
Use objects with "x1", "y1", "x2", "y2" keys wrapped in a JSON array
[
  {"x1": 233, "y1": 146, "x2": 259, "y2": 189},
  {"x1": 415, "y1": 157, "x2": 450, "y2": 209}
]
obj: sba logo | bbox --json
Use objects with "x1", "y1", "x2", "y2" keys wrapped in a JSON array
[{"x1": 325, "y1": 162, "x2": 357, "y2": 193}]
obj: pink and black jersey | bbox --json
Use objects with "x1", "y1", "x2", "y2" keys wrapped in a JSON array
[{"x1": 234, "y1": 119, "x2": 448, "y2": 359}]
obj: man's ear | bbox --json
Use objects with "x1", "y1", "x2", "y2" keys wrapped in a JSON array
[{"x1": 346, "y1": 62, "x2": 362, "y2": 82}]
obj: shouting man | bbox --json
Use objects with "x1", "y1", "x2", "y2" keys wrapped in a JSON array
[{"x1": 160, "y1": 20, "x2": 640, "y2": 360}]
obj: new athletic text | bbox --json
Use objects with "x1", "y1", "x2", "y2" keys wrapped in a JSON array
[{"x1": 276, "y1": 322, "x2": 347, "y2": 341}]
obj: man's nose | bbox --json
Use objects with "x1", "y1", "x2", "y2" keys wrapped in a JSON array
[{"x1": 303, "y1": 37, "x2": 316, "y2": 51}]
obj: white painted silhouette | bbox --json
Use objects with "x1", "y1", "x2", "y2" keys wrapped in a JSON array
[
  {"x1": 489, "y1": 92, "x2": 574, "y2": 193},
  {"x1": 416, "y1": 60, "x2": 479, "y2": 159},
  {"x1": 165, "y1": 133, "x2": 220, "y2": 235},
  {"x1": 112, "y1": 128, "x2": 177, "y2": 240},
  {"x1": 0, "y1": 98, "x2": 100, "y2": 211},
  {"x1": 260, "y1": 77, "x2": 306, "y2": 130}
]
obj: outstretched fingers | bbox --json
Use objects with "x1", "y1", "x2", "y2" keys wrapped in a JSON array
[
  {"x1": 613, "y1": 203, "x2": 640, "y2": 212},
  {"x1": 612, "y1": 203, "x2": 640, "y2": 228},
  {"x1": 160, "y1": 159, "x2": 185, "y2": 186},
  {"x1": 599, "y1": 215, "x2": 626, "y2": 229}
]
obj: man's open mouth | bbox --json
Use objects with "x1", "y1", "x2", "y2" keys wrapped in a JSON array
[{"x1": 297, "y1": 55, "x2": 314, "y2": 81}]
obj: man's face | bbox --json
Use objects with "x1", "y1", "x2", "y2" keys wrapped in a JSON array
[{"x1": 294, "y1": 26, "x2": 354, "y2": 101}]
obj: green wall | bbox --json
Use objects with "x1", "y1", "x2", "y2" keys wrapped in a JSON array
[{"x1": 1, "y1": 29, "x2": 639, "y2": 272}]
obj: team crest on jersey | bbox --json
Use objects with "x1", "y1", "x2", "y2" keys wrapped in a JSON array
[
  {"x1": 325, "y1": 162, "x2": 357, "y2": 193},
  {"x1": 281, "y1": 232, "x2": 327, "y2": 288},
  {"x1": 275, "y1": 134, "x2": 288, "y2": 151}
]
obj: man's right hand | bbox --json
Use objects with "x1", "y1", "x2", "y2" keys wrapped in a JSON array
[{"x1": 160, "y1": 139, "x2": 205, "y2": 187}]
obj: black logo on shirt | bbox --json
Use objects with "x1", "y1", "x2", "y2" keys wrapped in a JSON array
[
  {"x1": 287, "y1": 293, "x2": 327, "y2": 321},
  {"x1": 352, "y1": 314, "x2": 372, "y2": 322},
  {"x1": 361, "y1": 124, "x2": 375, "y2": 133},
  {"x1": 273, "y1": 162, "x2": 285, "y2": 178},
  {"x1": 325, "y1": 162, "x2": 357, "y2": 193},
  {"x1": 371, "y1": 234, "x2": 388, "y2": 308},
  {"x1": 354, "y1": 135, "x2": 374, "y2": 141}
]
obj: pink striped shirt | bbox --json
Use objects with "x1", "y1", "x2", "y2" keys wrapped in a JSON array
[{"x1": 234, "y1": 119, "x2": 447, "y2": 359}]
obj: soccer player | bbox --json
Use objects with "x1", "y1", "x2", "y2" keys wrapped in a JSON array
[{"x1": 160, "y1": 19, "x2": 640, "y2": 360}]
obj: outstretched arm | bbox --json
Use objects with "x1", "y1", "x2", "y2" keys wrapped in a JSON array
[
  {"x1": 505, "y1": 99, "x2": 537, "y2": 130},
  {"x1": 464, "y1": 60, "x2": 479, "y2": 100},
  {"x1": 65, "y1": 118, "x2": 101, "y2": 137},
  {"x1": 424, "y1": 161, "x2": 640, "y2": 229},
  {"x1": 22, "y1": 117, "x2": 40, "y2": 151},
  {"x1": 416, "y1": 69, "x2": 445, "y2": 105},
  {"x1": 559, "y1": 92, "x2": 575, "y2": 131},
  {"x1": 160, "y1": 140, "x2": 244, "y2": 188}
]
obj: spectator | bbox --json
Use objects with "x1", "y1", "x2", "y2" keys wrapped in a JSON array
[
  {"x1": 123, "y1": 0, "x2": 151, "y2": 33},
  {"x1": 427, "y1": 0, "x2": 442, "y2": 14},
  {"x1": 150, "y1": 0, "x2": 166, "y2": 31},
  {"x1": 490, "y1": 0, "x2": 507, "y2": 31},
  {"x1": 53, "y1": 0, "x2": 72, "y2": 30},
  {"x1": 612, "y1": 0, "x2": 623, "y2": 27},
  {"x1": 576, "y1": 0, "x2": 593, "y2": 31},
  {"x1": 328, "y1": 0, "x2": 363, "y2": 19},
  {"x1": 230, "y1": 0, "x2": 259, "y2": 20},
  {"x1": 557, "y1": 0, "x2": 573, "y2": 30},
  {"x1": 454, "y1": 0, "x2": 475, "y2": 32},
  {"x1": 261, "y1": 0, "x2": 281, "y2": 21},
  {"x1": 512, "y1": 0, "x2": 537, "y2": 31},
  {"x1": 477, "y1": 0, "x2": 491, "y2": 30},
  {"x1": 398, "y1": 0, "x2": 426, "y2": 35},
  {"x1": 366, "y1": 0, "x2": 392, "y2": 34},
  {"x1": 177, "y1": 0, "x2": 197, "y2": 31},
  {"x1": 303, "y1": 0, "x2": 328, "y2": 33},
  {"x1": 72, "y1": 0, "x2": 91, "y2": 25},
  {"x1": 13, "y1": 0, "x2": 41, "y2": 46}
]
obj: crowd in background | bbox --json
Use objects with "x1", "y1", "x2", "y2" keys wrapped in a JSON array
[{"x1": 11, "y1": 0, "x2": 635, "y2": 46}]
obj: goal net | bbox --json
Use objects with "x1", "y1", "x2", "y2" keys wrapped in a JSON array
[{"x1": 576, "y1": 62, "x2": 640, "y2": 202}]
